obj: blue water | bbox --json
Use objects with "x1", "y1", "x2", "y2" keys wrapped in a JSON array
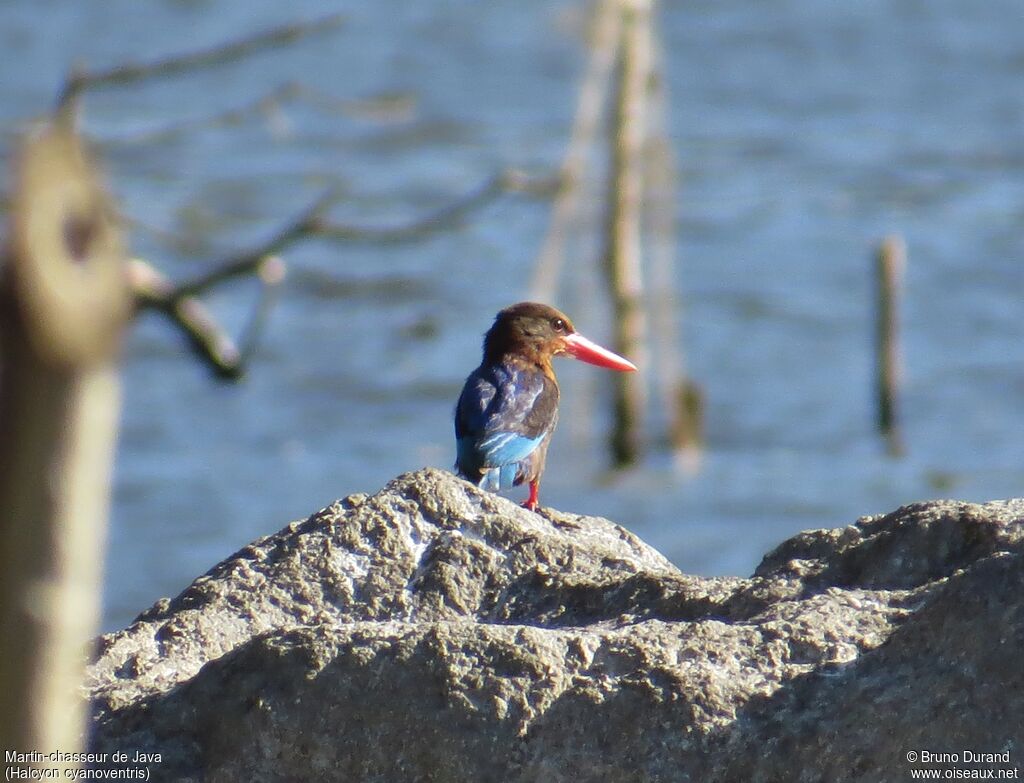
[{"x1": 1, "y1": 1, "x2": 1021, "y2": 632}]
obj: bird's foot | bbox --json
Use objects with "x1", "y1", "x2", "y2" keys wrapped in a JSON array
[
  {"x1": 521, "y1": 499, "x2": 540, "y2": 513},
  {"x1": 522, "y1": 479, "x2": 541, "y2": 512}
]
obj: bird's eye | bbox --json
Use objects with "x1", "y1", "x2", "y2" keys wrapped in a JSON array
[{"x1": 551, "y1": 318, "x2": 567, "y2": 332}]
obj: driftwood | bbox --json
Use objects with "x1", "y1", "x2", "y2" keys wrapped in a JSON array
[{"x1": 0, "y1": 119, "x2": 130, "y2": 769}]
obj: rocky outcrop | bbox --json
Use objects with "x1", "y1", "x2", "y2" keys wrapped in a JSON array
[{"x1": 86, "y1": 469, "x2": 1024, "y2": 782}]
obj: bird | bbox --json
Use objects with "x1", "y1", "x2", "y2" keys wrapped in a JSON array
[{"x1": 454, "y1": 302, "x2": 637, "y2": 511}]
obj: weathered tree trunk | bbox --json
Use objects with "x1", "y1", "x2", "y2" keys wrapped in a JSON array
[{"x1": 0, "y1": 119, "x2": 128, "y2": 770}]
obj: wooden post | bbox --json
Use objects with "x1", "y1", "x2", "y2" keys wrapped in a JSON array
[
  {"x1": 643, "y1": 22, "x2": 702, "y2": 469},
  {"x1": 529, "y1": 0, "x2": 622, "y2": 303},
  {"x1": 0, "y1": 119, "x2": 129, "y2": 769},
  {"x1": 603, "y1": 0, "x2": 652, "y2": 467},
  {"x1": 875, "y1": 235, "x2": 905, "y2": 456}
]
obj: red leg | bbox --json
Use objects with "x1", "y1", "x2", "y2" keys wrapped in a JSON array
[{"x1": 522, "y1": 479, "x2": 540, "y2": 512}]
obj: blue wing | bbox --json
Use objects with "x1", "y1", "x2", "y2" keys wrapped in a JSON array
[{"x1": 455, "y1": 362, "x2": 558, "y2": 490}]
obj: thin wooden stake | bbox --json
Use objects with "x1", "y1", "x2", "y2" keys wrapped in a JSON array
[
  {"x1": 875, "y1": 235, "x2": 905, "y2": 456},
  {"x1": 530, "y1": 0, "x2": 622, "y2": 302},
  {"x1": 643, "y1": 22, "x2": 702, "y2": 470},
  {"x1": 603, "y1": 0, "x2": 652, "y2": 467}
]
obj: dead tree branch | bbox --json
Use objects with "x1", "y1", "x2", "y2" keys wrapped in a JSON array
[
  {"x1": 130, "y1": 256, "x2": 285, "y2": 380},
  {"x1": 128, "y1": 168, "x2": 548, "y2": 378},
  {"x1": 156, "y1": 169, "x2": 544, "y2": 297},
  {"x1": 127, "y1": 192, "x2": 327, "y2": 380},
  {"x1": 93, "y1": 83, "x2": 428, "y2": 150},
  {"x1": 57, "y1": 14, "x2": 344, "y2": 111},
  {"x1": 163, "y1": 191, "x2": 336, "y2": 299},
  {"x1": 98, "y1": 83, "x2": 303, "y2": 147},
  {"x1": 311, "y1": 170, "x2": 519, "y2": 244}
]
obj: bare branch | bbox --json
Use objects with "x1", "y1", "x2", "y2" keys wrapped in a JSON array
[
  {"x1": 294, "y1": 85, "x2": 419, "y2": 123},
  {"x1": 129, "y1": 256, "x2": 286, "y2": 381},
  {"x1": 124, "y1": 167, "x2": 549, "y2": 378},
  {"x1": 57, "y1": 14, "x2": 344, "y2": 111},
  {"x1": 147, "y1": 169, "x2": 546, "y2": 299},
  {"x1": 97, "y1": 83, "x2": 302, "y2": 147},
  {"x1": 166, "y1": 190, "x2": 336, "y2": 299},
  {"x1": 93, "y1": 84, "x2": 430, "y2": 150},
  {"x1": 311, "y1": 172, "x2": 509, "y2": 243}
]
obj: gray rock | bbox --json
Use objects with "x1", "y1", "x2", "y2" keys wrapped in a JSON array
[{"x1": 86, "y1": 469, "x2": 1024, "y2": 782}]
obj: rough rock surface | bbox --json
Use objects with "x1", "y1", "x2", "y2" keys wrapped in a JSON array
[{"x1": 86, "y1": 469, "x2": 1024, "y2": 782}]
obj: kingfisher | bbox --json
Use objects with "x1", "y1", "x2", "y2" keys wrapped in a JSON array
[{"x1": 454, "y1": 302, "x2": 637, "y2": 511}]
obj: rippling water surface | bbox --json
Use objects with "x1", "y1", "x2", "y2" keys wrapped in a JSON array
[{"x1": 1, "y1": 1, "x2": 1021, "y2": 631}]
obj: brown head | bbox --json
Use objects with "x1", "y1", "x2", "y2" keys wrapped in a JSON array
[{"x1": 482, "y1": 302, "x2": 637, "y2": 373}]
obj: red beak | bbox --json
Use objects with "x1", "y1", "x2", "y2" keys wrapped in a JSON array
[{"x1": 562, "y1": 333, "x2": 637, "y2": 372}]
